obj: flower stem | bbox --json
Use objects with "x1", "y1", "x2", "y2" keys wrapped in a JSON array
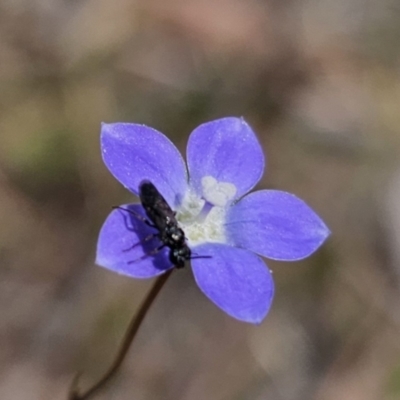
[{"x1": 68, "y1": 269, "x2": 173, "y2": 400}]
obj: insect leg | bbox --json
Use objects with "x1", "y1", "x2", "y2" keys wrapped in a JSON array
[
  {"x1": 122, "y1": 233, "x2": 159, "y2": 252},
  {"x1": 112, "y1": 206, "x2": 155, "y2": 227},
  {"x1": 127, "y1": 244, "x2": 166, "y2": 264}
]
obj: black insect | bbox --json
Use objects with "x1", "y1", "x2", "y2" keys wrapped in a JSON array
[
  {"x1": 115, "y1": 180, "x2": 192, "y2": 268},
  {"x1": 139, "y1": 180, "x2": 192, "y2": 268}
]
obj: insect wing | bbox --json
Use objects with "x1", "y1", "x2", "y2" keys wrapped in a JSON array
[{"x1": 139, "y1": 181, "x2": 176, "y2": 231}]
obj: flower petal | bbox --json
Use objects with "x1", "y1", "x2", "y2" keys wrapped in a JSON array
[
  {"x1": 101, "y1": 123, "x2": 188, "y2": 208},
  {"x1": 226, "y1": 190, "x2": 330, "y2": 261},
  {"x1": 191, "y1": 243, "x2": 274, "y2": 324},
  {"x1": 96, "y1": 204, "x2": 173, "y2": 278},
  {"x1": 186, "y1": 117, "x2": 264, "y2": 201}
]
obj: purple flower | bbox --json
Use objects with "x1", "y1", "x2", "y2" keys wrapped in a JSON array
[{"x1": 96, "y1": 117, "x2": 330, "y2": 323}]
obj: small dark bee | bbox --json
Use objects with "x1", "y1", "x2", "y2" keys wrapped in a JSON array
[
  {"x1": 115, "y1": 180, "x2": 193, "y2": 268},
  {"x1": 139, "y1": 180, "x2": 191, "y2": 268}
]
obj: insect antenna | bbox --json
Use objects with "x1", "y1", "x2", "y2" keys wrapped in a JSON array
[{"x1": 189, "y1": 254, "x2": 212, "y2": 260}]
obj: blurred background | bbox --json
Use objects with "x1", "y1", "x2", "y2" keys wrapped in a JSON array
[{"x1": 1, "y1": 0, "x2": 400, "y2": 399}]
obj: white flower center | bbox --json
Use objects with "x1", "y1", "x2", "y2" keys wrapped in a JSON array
[
  {"x1": 201, "y1": 176, "x2": 237, "y2": 207},
  {"x1": 175, "y1": 176, "x2": 237, "y2": 246}
]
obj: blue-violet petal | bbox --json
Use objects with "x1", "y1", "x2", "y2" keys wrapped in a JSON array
[
  {"x1": 191, "y1": 243, "x2": 274, "y2": 324},
  {"x1": 101, "y1": 123, "x2": 188, "y2": 208},
  {"x1": 226, "y1": 190, "x2": 330, "y2": 261},
  {"x1": 186, "y1": 117, "x2": 264, "y2": 202},
  {"x1": 96, "y1": 204, "x2": 173, "y2": 278}
]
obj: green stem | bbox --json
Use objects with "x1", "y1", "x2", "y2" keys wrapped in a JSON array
[{"x1": 69, "y1": 269, "x2": 173, "y2": 400}]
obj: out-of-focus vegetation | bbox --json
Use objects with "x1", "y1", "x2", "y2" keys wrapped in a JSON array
[{"x1": 1, "y1": 1, "x2": 400, "y2": 399}]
